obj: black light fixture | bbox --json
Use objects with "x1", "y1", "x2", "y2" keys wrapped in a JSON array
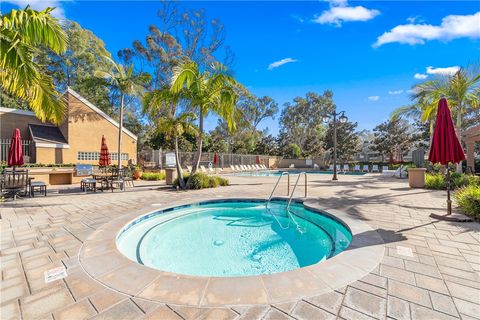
[{"x1": 339, "y1": 112, "x2": 348, "y2": 124}]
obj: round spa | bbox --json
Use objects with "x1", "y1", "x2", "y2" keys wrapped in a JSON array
[{"x1": 117, "y1": 199, "x2": 352, "y2": 277}]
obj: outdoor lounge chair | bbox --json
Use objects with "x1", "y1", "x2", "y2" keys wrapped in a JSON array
[
  {"x1": 382, "y1": 166, "x2": 396, "y2": 177},
  {"x1": 336, "y1": 164, "x2": 341, "y2": 172},
  {"x1": 289, "y1": 164, "x2": 295, "y2": 168},
  {"x1": 230, "y1": 165, "x2": 236, "y2": 172},
  {"x1": 362, "y1": 165, "x2": 369, "y2": 172},
  {"x1": 328, "y1": 164, "x2": 334, "y2": 171},
  {"x1": 254, "y1": 164, "x2": 261, "y2": 170},
  {"x1": 235, "y1": 165, "x2": 242, "y2": 171},
  {"x1": 343, "y1": 165, "x2": 350, "y2": 172},
  {"x1": 199, "y1": 165, "x2": 207, "y2": 173},
  {"x1": 208, "y1": 166, "x2": 215, "y2": 173},
  {"x1": 354, "y1": 165, "x2": 361, "y2": 172},
  {"x1": 246, "y1": 165, "x2": 253, "y2": 170},
  {"x1": 372, "y1": 165, "x2": 380, "y2": 173}
]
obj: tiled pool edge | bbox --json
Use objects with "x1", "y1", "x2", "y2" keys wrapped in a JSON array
[{"x1": 78, "y1": 197, "x2": 385, "y2": 307}]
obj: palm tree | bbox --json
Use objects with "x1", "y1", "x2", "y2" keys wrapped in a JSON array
[
  {"x1": 143, "y1": 89, "x2": 198, "y2": 189},
  {"x1": 411, "y1": 69, "x2": 479, "y2": 172},
  {"x1": 95, "y1": 57, "x2": 150, "y2": 168},
  {"x1": 170, "y1": 59, "x2": 239, "y2": 173},
  {"x1": 0, "y1": 6, "x2": 67, "y2": 124}
]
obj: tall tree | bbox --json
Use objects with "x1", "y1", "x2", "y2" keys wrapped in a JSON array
[
  {"x1": 36, "y1": 20, "x2": 115, "y2": 115},
  {"x1": 0, "y1": 6, "x2": 67, "y2": 123},
  {"x1": 96, "y1": 57, "x2": 150, "y2": 168},
  {"x1": 279, "y1": 91, "x2": 334, "y2": 158},
  {"x1": 325, "y1": 120, "x2": 361, "y2": 163},
  {"x1": 170, "y1": 59, "x2": 238, "y2": 174},
  {"x1": 371, "y1": 118, "x2": 413, "y2": 163}
]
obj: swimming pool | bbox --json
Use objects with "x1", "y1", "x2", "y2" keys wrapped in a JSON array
[
  {"x1": 235, "y1": 170, "x2": 366, "y2": 177},
  {"x1": 117, "y1": 199, "x2": 351, "y2": 277}
]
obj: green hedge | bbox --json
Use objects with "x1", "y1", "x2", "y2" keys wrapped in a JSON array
[
  {"x1": 141, "y1": 172, "x2": 165, "y2": 181},
  {"x1": 454, "y1": 185, "x2": 480, "y2": 219},
  {"x1": 174, "y1": 172, "x2": 229, "y2": 189},
  {"x1": 425, "y1": 173, "x2": 479, "y2": 190}
]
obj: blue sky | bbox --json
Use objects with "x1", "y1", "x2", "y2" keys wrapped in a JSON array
[{"x1": 4, "y1": 1, "x2": 480, "y2": 134}]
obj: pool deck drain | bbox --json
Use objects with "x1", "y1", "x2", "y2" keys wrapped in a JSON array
[{"x1": 1, "y1": 175, "x2": 479, "y2": 319}]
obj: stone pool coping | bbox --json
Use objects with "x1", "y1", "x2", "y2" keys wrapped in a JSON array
[{"x1": 79, "y1": 197, "x2": 385, "y2": 307}]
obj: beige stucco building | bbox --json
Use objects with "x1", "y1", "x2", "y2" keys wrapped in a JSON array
[{"x1": 0, "y1": 88, "x2": 137, "y2": 165}]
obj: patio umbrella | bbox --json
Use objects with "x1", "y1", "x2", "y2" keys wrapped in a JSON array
[
  {"x1": 213, "y1": 153, "x2": 219, "y2": 167},
  {"x1": 99, "y1": 135, "x2": 111, "y2": 166},
  {"x1": 8, "y1": 128, "x2": 24, "y2": 168},
  {"x1": 428, "y1": 97, "x2": 465, "y2": 216}
]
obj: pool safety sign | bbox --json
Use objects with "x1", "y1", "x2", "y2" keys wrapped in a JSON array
[
  {"x1": 44, "y1": 266, "x2": 67, "y2": 283},
  {"x1": 165, "y1": 153, "x2": 176, "y2": 167}
]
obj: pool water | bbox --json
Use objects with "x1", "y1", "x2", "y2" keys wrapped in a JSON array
[
  {"x1": 235, "y1": 170, "x2": 366, "y2": 177},
  {"x1": 117, "y1": 200, "x2": 351, "y2": 277}
]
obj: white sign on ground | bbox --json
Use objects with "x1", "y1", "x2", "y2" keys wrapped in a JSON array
[
  {"x1": 396, "y1": 245, "x2": 414, "y2": 257},
  {"x1": 165, "y1": 153, "x2": 176, "y2": 167},
  {"x1": 44, "y1": 266, "x2": 67, "y2": 283}
]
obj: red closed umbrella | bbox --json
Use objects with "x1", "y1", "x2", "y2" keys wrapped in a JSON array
[
  {"x1": 213, "y1": 153, "x2": 219, "y2": 166},
  {"x1": 99, "y1": 135, "x2": 111, "y2": 166},
  {"x1": 428, "y1": 97, "x2": 466, "y2": 217},
  {"x1": 8, "y1": 128, "x2": 24, "y2": 168},
  {"x1": 256, "y1": 155, "x2": 260, "y2": 164}
]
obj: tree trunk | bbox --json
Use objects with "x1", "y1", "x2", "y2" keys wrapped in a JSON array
[
  {"x1": 455, "y1": 107, "x2": 462, "y2": 173},
  {"x1": 175, "y1": 136, "x2": 185, "y2": 189},
  {"x1": 191, "y1": 110, "x2": 204, "y2": 174},
  {"x1": 118, "y1": 94, "x2": 124, "y2": 169}
]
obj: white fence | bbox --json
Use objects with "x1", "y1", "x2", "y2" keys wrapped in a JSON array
[{"x1": 0, "y1": 139, "x2": 32, "y2": 162}]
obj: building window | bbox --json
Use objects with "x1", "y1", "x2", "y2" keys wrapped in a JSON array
[{"x1": 77, "y1": 152, "x2": 128, "y2": 161}]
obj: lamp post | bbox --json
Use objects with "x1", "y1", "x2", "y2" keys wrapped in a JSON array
[{"x1": 323, "y1": 109, "x2": 348, "y2": 181}]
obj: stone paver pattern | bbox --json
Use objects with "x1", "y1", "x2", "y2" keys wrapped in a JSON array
[{"x1": 1, "y1": 173, "x2": 479, "y2": 320}]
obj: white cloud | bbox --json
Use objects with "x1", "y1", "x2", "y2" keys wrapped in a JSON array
[
  {"x1": 368, "y1": 96, "x2": 380, "y2": 101},
  {"x1": 314, "y1": 0, "x2": 379, "y2": 26},
  {"x1": 426, "y1": 66, "x2": 460, "y2": 76},
  {"x1": 388, "y1": 90, "x2": 403, "y2": 95},
  {"x1": 414, "y1": 73, "x2": 428, "y2": 80},
  {"x1": 6, "y1": 0, "x2": 65, "y2": 19},
  {"x1": 374, "y1": 11, "x2": 480, "y2": 47},
  {"x1": 268, "y1": 58, "x2": 298, "y2": 70}
]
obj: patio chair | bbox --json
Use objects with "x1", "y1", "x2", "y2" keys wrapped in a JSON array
[
  {"x1": 289, "y1": 164, "x2": 295, "y2": 168},
  {"x1": 208, "y1": 166, "x2": 215, "y2": 173},
  {"x1": 336, "y1": 164, "x2": 341, "y2": 172},
  {"x1": 372, "y1": 165, "x2": 380, "y2": 173},
  {"x1": 343, "y1": 164, "x2": 350, "y2": 172},
  {"x1": 199, "y1": 165, "x2": 207, "y2": 173},
  {"x1": 328, "y1": 164, "x2": 334, "y2": 171},
  {"x1": 354, "y1": 165, "x2": 361, "y2": 172},
  {"x1": 313, "y1": 164, "x2": 319, "y2": 169},
  {"x1": 2, "y1": 169, "x2": 30, "y2": 199},
  {"x1": 362, "y1": 165, "x2": 369, "y2": 172},
  {"x1": 109, "y1": 168, "x2": 125, "y2": 192}
]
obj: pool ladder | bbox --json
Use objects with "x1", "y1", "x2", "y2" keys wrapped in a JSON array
[{"x1": 265, "y1": 172, "x2": 308, "y2": 232}]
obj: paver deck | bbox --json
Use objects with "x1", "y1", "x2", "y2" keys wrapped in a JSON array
[{"x1": 1, "y1": 174, "x2": 479, "y2": 320}]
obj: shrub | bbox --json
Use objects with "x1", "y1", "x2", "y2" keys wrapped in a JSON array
[
  {"x1": 425, "y1": 173, "x2": 445, "y2": 190},
  {"x1": 173, "y1": 172, "x2": 229, "y2": 189},
  {"x1": 454, "y1": 185, "x2": 480, "y2": 219},
  {"x1": 425, "y1": 173, "x2": 479, "y2": 190},
  {"x1": 140, "y1": 171, "x2": 165, "y2": 181}
]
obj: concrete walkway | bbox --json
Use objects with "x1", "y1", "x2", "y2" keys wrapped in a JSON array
[{"x1": 1, "y1": 174, "x2": 478, "y2": 320}]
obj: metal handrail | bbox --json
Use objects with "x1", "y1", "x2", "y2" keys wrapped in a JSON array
[
  {"x1": 265, "y1": 171, "x2": 290, "y2": 209},
  {"x1": 285, "y1": 172, "x2": 308, "y2": 233}
]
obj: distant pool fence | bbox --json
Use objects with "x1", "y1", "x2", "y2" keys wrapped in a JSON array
[
  {"x1": 0, "y1": 139, "x2": 32, "y2": 163},
  {"x1": 139, "y1": 149, "x2": 281, "y2": 169}
]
